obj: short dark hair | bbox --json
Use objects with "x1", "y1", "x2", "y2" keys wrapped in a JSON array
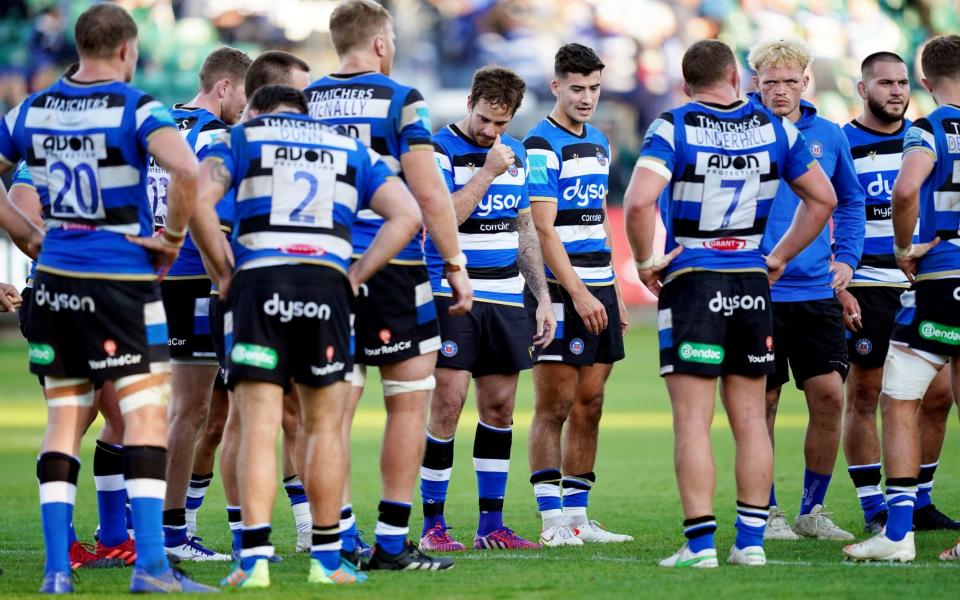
[
  {"x1": 468, "y1": 66, "x2": 526, "y2": 115},
  {"x1": 248, "y1": 85, "x2": 309, "y2": 115},
  {"x1": 199, "y1": 47, "x2": 252, "y2": 93},
  {"x1": 682, "y1": 40, "x2": 737, "y2": 89},
  {"x1": 861, "y1": 51, "x2": 905, "y2": 78},
  {"x1": 245, "y1": 51, "x2": 310, "y2": 99},
  {"x1": 921, "y1": 35, "x2": 960, "y2": 84},
  {"x1": 75, "y1": 4, "x2": 138, "y2": 59},
  {"x1": 329, "y1": 0, "x2": 393, "y2": 57},
  {"x1": 554, "y1": 43, "x2": 604, "y2": 77}
]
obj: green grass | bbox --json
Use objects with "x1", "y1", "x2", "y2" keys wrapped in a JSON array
[{"x1": 0, "y1": 327, "x2": 958, "y2": 598}]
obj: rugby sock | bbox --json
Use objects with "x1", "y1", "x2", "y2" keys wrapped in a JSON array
[
  {"x1": 124, "y1": 446, "x2": 169, "y2": 576},
  {"x1": 284, "y1": 475, "x2": 312, "y2": 534},
  {"x1": 375, "y1": 500, "x2": 411, "y2": 555},
  {"x1": 185, "y1": 472, "x2": 213, "y2": 532},
  {"x1": 421, "y1": 432, "x2": 454, "y2": 535},
  {"x1": 240, "y1": 524, "x2": 273, "y2": 570},
  {"x1": 734, "y1": 502, "x2": 769, "y2": 549},
  {"x1": 799, "y1": 468, "x2": 832, "y2": 515},
  {"x1": 38, "y1": 452, "x2": 80, "y2": 574},
  {"x1": 916, "y1": 462, "x2": 938, "y2": 509},
  {"x1": 885, "y1": 478, "x2": 917, "y2": 542},
  {"x1": 93, "y1": 440, "x2": 129, "y2": 547},
  {"x1": 848, "y1": 463, "x2": 885, "y2": 522},
  {"x1": 475, "y1": 422, "x2": 511, "y2": 536},
  {"x1": 684, "y1": 515, "x2": 717, "y2": 553},
  {"x1": 562, "y1": 472, "x2": 595, "y2": 528},
  {"x1": 530, "y1": 469, "x2": 563, "y2": 529},
  {"x1": 162, "y1": 508, "x2": 187, "y2": 547},
  {"x1": 67, "y1": 520, "x2": 78, "y2": 546},
  {"x1": 311, "y1": 524, "x2": 341, "y2": 570},
  {"x1": 768, "y1": 484, "x2": 777, "y2": 509},
  {"x1": 339, "y1": 505, "x2": 357, "y2": 553},
  {"x1": 227, "y1": 506, "x2": 243, "y2": 555}
]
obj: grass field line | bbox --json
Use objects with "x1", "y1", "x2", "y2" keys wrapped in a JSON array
[
  {"x1": 0, "y1": 407, "x2": 813, "y2": 430},
  {"x1": 455, "y1": 552, "x2": 956, "y2": 569}
]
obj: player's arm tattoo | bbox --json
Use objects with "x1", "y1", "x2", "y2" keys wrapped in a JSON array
[
  {"x1": 210, "y1": 161, "x2": 233, "y2": 189},
  {"x1": 517, "y1": 210, "x2": 549, "y2": 300}
]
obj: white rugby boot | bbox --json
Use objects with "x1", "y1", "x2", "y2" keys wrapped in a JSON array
[
  {"x1": 843, "y1": 531, "x2": 915, "y2": 562},
  {"x1": 794, "y1": 505, "x2": 854, "y2": 541}
]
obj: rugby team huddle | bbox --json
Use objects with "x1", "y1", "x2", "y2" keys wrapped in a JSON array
[{"x1": 0, "y1": 0, "x2": 957, "y2": 594}]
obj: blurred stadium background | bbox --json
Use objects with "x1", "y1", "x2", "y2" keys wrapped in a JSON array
[{"x1": 0, "y1": 0, "x2": 957, "y2": 299}]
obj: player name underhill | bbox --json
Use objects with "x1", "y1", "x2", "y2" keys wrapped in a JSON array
[{"x1": 687, "y1": 115, "x2": 773, "y2": 150}]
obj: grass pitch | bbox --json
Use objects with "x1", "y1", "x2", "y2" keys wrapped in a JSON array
[{"x1": 0, "y1": 326, "x2": 958, "y2": 598}]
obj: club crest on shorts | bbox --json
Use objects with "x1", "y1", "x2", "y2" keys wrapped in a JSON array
[
  {"x1": 379, "y1": 329, "x2": 392, "y2": 344},
  {"x1": 855, "y1": 338, "x2": 872, "y2": 355},
  {"x1": 441, "y1": 340, "x2": 458, "y2": 357},
  {"x1": 810, "y1": 141, "x2": 823, "y2": 158},
  {"x1": 569, "y1": 338, "x2": 585, "y2": 355},
  {"x1": 326, "y1": 345, "x2": 335, "y2": 362},
  {"x1": 103, "y1": 339, "x2": 117, "y2": 357},
  {"x1": 765, "y1": 336, "x2": 774, "y2": 351}
]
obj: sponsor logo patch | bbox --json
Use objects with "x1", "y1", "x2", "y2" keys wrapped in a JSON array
[
  {"x1": 263, "y1": 293, "x2": 331, "y2": 323},
  {"x1": 707, "y1": 291, "x2": 767, "y2": 317},
  {"x1": 918, "y1": 321, "x2": 960, "y2": 345},
  {"x1": 88, "y1": 353, "x2": 143, "y2": 370},
  {"x1": 104, "y1": 339, "x2": 117, "y2": 356},
  {"x1": 704, "y1": 238, "x2": 747, "y2": 251},
  {"x1": 678, "y1": 342, "x2": 724, "y2": 364},
  {"x1": 231, "y1": 343, "x2": 279, "y2": 369},
  {"x1": 28, "y1": 343, "x2": 55, "y2": 365},
  {"x1": 569, "y1": 338, "x2": 585, "y2": 355},
  {"x1": 747, "y1": 352, "x2": 774, "y2": 364},
  {"x1": 440, "y1": 340, "x2": 458, "y2": 357}
]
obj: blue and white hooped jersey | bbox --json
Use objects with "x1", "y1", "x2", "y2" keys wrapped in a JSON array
[
  {"x1": 523, "y1": 117, "x2": 613, "y2": 286},
  {"x1": 150, "y1": 105, "x2": 229, "y2": 278},
  {"x1": 0, "y1": 77, "x2": 176, "y2": 279},
  {"x1": 10, "y1": 159, "x2": 38, "y2": 285},
  {"x1": 203, "y1": 112, "x2": 395, "y2": 274},
  {"x1": 843, "y1": 119, "x2": 915, "y2": 287},
  {"x1": 637, "y1": 100, "x2": 814, "y2": 277},
  {"x1": 425, "y1": 125, "x2": 529, "y2": 306},
  {"x1": 305, "y1": 72, "x2": 433, "y2": 263},
  {"x1": 902, "y1": 105, "x2": 960, "y2": 280}
]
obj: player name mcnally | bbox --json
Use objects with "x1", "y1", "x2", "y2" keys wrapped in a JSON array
[{"x1": 309, "y1": 88, "x2": 376, "y2": 118}]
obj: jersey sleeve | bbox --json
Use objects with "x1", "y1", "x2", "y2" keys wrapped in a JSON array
[
  {"x1": 135, "y1": 94, "x2": 177, "y2": 152},
  {"x1": 11, "y1": 159, "x2": 34, "y2": 189},
  {"x1": 359, "y1": 148, "x2": 396, "y2": 211},
  {"x1": 636, "y1": 112, "x2": 677, "y2": 181},
  {"x1": 195, "y1": 123, "x2": 228, "y2": 162},
  {"x1": 829, "y1": 128, "x2": 865, "y2": 269},
  {"x1": 397, "y1": 88, "x2": 433, "y2": 154},
  {"x1": 0, "y1": 100, "x2": 25, "y2": 166},
  {"x1": 516, "y1": 144, "x2": 530, "y2": 213},
  {"x1": 780, "y1": 117, "x2": 815, "y2": 182},
  {"x1": 902, "y1": 118, "x2": 936, "y2": 161},
  {"x1": 523, "y1": 135, "x2": 559, "y2": 203},
  {"x1": 431, "y1": 139, "x2": 455, "y2": 193}
]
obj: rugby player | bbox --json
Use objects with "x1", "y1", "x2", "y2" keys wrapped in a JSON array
[
  {"x1": 523, "y1": 43, "x2": 631, "y2": 545},
  {"x1": 626, "y1": 39, "x2": 837, "y2": 567},
  {"x1": 210, "y1": 50, "x2": 316, "y2": 556},
  {"x1": 305, "y1": 0, "x2": 471, "y2": 570},
  {"x1": 152, "y1": 46, "x2": 251, "y2": 563},
  {"x1": 418, "y1": 66, "x2": 554, "y2": 552},
  {"x1": 746, "y1": 39, "x2": 865, "y2": 541},
  {"x1": 841, "y1": 51, "x2": 959, "y2": 533},
  {"x1": 9, "y1": 158, "x2": 130, "y2": 570},
  {"x1": 844, "y1": 34, "x2": 960, "y2": 563},
  {"x1": 190, "y1": 84, "x2": 421, "y2": 587},
  {"x1": 0, "y1": 4, "x2": 215, "y2": 592}
]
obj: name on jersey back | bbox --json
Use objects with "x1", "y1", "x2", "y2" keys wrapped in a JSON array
[{"x1": 688, "y1": 113, "x2": 774, "y2": 150}]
